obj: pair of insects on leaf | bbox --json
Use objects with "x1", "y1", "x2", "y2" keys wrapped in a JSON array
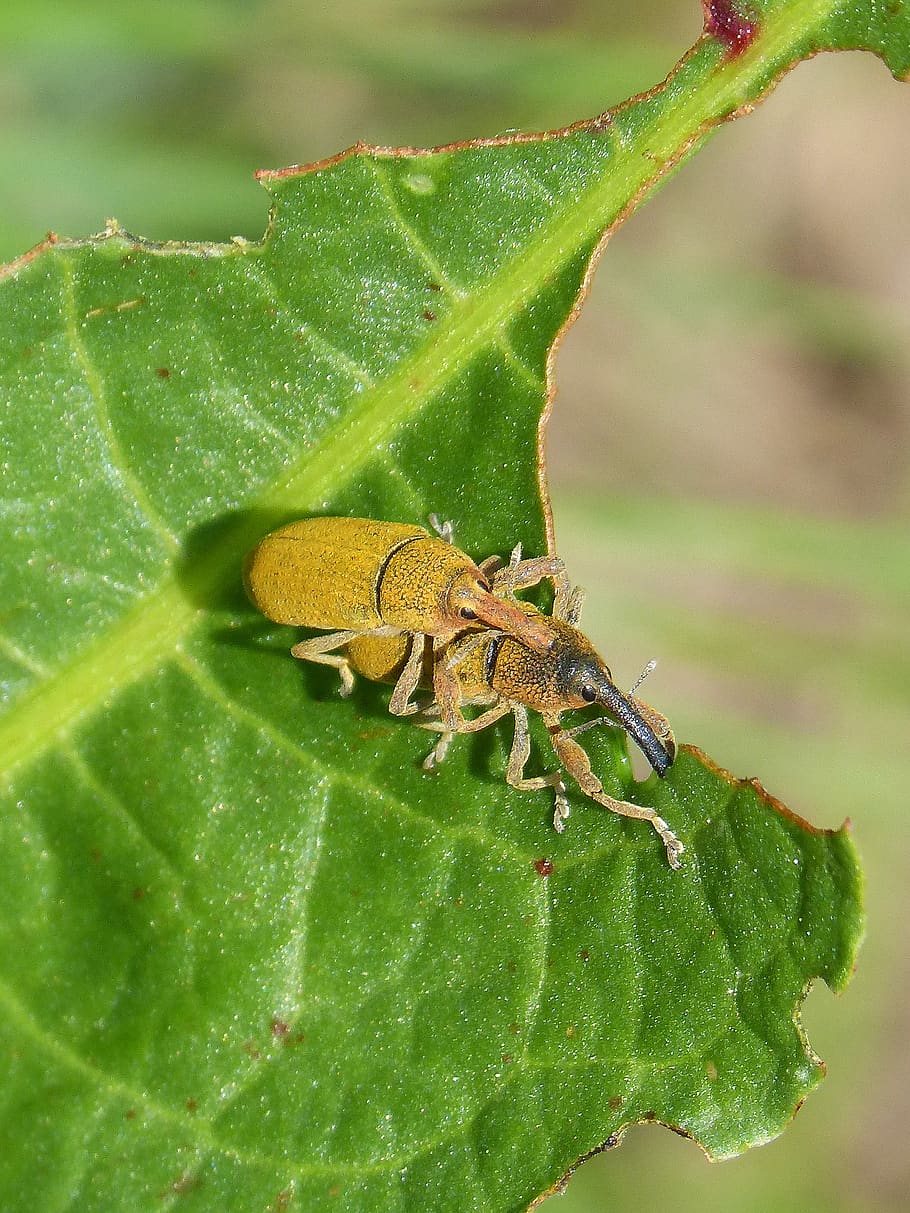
[{"x1": 244, "y1": 516, "x2": 683, "y2": 868}]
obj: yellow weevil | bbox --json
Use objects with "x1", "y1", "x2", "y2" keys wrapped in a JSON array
[
  {"x1": 243, "y1": 516, "x2": 563, "y2": 713},
  {"x1": 343, "y1": 565, "x2": 682, "y2": 869}
]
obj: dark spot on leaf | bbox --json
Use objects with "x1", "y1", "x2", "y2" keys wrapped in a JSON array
[
  {"x1": 163, "y1": 1171, "x2": 202, "y2": 1197},
  {"x1": 506, "y1": 958, "x2": 517, "y2": 974},
  {"x1": 242, "y1": 1040, "x2": 262, "y2": 1060},
  {"x1": 501, "y1": 1052, "x2": 514, "y2": 1065},
  {"x1": 185, "y1": 1098, "x2": 198, "y2": 1113},
  {"x1": 509, "y1": 1022, "x2": 522, "y2": 1035},
  {"x1": 132, "y1": 886, "x2": 146, "y2": 901},
  {"x1": 534, "y1": 857, "x2": 554, "y2": 877},
  {"x1": 704, "y1": 0, "x2": 758, "y2": 57},
  {"x1": 155, "y1": 367, "x2": 170, "y2": 379},
  {"x1": 124, "y1": 1108, "x2": 137, "y2": 1120},
  {"x1": 273, "y1": 1190, "x2": 294, "y2": 1212},
  {"x1": 427, "y1": 281, "x2": 441, "y2": 291},
  {"x1": 271, "y1": 1017, "x2": 290, "y2": 1037},
  {"x1": 422, "y1": 310, "x2": 436, "y2": 321},
  {"x1": 608, "y1": 1095, "x2": 623, "y2": 1111},
  {"x1": 579, "y1": 948, "x2": 591, "y2": 963}
]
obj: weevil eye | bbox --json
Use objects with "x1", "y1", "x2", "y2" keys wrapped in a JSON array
[
  {"x1": 581, "y1": 685, "x2": 597, "y2": 703},
  {"x1": 460, "y1": 607, "x2": 478, "y2": 620}
]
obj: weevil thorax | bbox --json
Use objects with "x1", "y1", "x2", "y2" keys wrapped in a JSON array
[
  {"x1": 378, "y1": 536, "x2": 557, "y2": 647},
  {"x1": 377, "y1": 535, "x2": 489, "y2": 635}
]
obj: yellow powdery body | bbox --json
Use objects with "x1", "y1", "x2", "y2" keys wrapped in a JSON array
[{"x1": 243, "y1": 517, "x2": 427, "y2": 630}]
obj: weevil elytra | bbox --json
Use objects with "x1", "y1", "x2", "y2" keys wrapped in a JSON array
[
  {"x1": 243, "y1": 516, "x2": 563, "y2": 708},
  {"x1": 342, "y1": 561, "x2": 683, "y2": 869}
]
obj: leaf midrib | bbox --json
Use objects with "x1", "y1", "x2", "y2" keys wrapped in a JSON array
[{"x1": 0, "y1": 2, "x2": 825, "y2": 779}]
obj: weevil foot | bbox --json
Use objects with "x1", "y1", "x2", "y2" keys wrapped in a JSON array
[
  {"x1": 423, "y1": 729, "x2": 454, "y2": 770},
  {"x1": 658, "y1": 821, "x2": 685, "y2": 870},
  {"x1": 553, "y1": 782, "x2": 571, "y2": 833},
  {"x1": 428, "y1": 514, "x2": 454, "y2": 543}
]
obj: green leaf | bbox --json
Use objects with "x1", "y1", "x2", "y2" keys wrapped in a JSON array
[{"x1": 0, "y1": 2, "x2": 889, "y2": 1209}]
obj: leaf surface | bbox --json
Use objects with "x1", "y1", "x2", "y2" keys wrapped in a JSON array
[{"x1": 0, "y1": 2, "x2": 891, "y2": 1209}]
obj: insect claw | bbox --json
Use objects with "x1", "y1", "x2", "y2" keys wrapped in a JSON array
[{"x1": 553, "y1": 782, "x2": 571, "y2": 832}]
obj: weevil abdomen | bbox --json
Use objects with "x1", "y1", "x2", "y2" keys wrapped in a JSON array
[{"x1": 243, "y1": 517, "x2": 429, "y2": 631}]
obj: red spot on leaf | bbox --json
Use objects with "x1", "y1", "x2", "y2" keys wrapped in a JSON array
[
  {"x1": 124, "y1": 1108, "x2": 137, "y2": 1120},
  {"x1": 185, "y1": 1098, "x2": 199, "y2": 1113},
  {"x1": 608, "y1": 1095, "x2": 623, "y2": 1111},
  {"x1": 271, "y1": 1017, "x2": 291, "y2": 1038},
  {"x1": 155, "y1": 367, "x2": 170, "y2": 379},
  {"x1": 422, "y1": 309, "x2": 436, "y2": 321},
  {"x1": 534, "y1": 858, "x2": 554, "y2": 877},
  {"x1": 704, "y1": 0, "x2": 758, "y2": 57}
]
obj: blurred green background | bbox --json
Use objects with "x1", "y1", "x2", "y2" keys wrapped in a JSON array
[{"x1": 2, "y1": 2, "x2": 907, "y2": 1210}]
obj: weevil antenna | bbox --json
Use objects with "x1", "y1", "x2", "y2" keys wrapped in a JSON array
[{"x1": 629, "y1": 659, "x2": 657, "y2": 696}]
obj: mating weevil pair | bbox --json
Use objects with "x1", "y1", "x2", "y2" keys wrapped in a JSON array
[{"x1": 244, "y1": 516, "x2": 683, "y2": 868}]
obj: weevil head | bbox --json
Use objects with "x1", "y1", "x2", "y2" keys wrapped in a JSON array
[
  {"x1": 524, "y1": 621, "x2": 676, "y2": 776},
  {"x1": 444, "y1": 573, "x2": 557, "y2": 651},
  {"x1": 570, "y1": 661, "x2": 676, "y2": 776}
]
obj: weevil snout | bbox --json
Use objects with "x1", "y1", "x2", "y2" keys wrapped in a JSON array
[
  {"x1": 446, "y1": 572, "x2": 556, "y2": 651},
  {"x1": 582, "y1": 668, "x2": 676, "y2": 777}
]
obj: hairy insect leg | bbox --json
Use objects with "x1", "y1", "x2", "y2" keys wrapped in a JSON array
[
  {"x1": 388, "y1": 633, "x2": 432, "y2": 716},
  {"x1": 428, "y1": 513, "x2": 454, "y2": 543},
  {"x1": 547, "y1": 718, "x2": 683, "y2": 868},
  {"x1": 418, "y1": 700, "x2": 513, "y2": 769},
  {"x1": 552, "y1": 578, "x2": 586, "y2": 626},
  {"x1": 290, "y1": 626, "x2": 399, "y2": 697},
  {"x1": 290, "y1": 629, "x2": 362, "y2": 695},
  {"x1": 505, "y1": 704, "x2": 572, "y2": 833},
  {"x1": 490, "y1": 544, "x2": 566, "y2": 599}
]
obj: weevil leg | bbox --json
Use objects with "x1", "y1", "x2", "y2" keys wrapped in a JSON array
[
  {"x1": 428, "y1": 631, "x2": 499, "y2": 730},
  {"x1": 557, "y1": 694, "x2": 676, "y2": 770},
  {"x1": 490, "y1": 546, "x2": 566, "y2": 599},
  {"x1": 291, "y1": 626, "x2": 400, "y2": 697},
  {"x1": 503, "y1": 704, "x2": 571, "y2": 830},
  {"x1": 419, "y1": 700, "x2": 513, "y2": 769},
  {"x1": 478, "y1": 554, "x2": 503, "y2": 577},
  {"x1": 290, "y1": 629, "x2": 363, "y2": 695},
  {"x1": 552, "y1": 578, "x2": 585, "y2": 626},
  {"x1": 546, "y1": 718, "x2": 683, "y2": 869},
  {"x1": 428, "y1": 514, "x2": 454, "y2": 543},
  {"x1": 388, "y1": 633, "x2": 432, "y2": 716}
]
